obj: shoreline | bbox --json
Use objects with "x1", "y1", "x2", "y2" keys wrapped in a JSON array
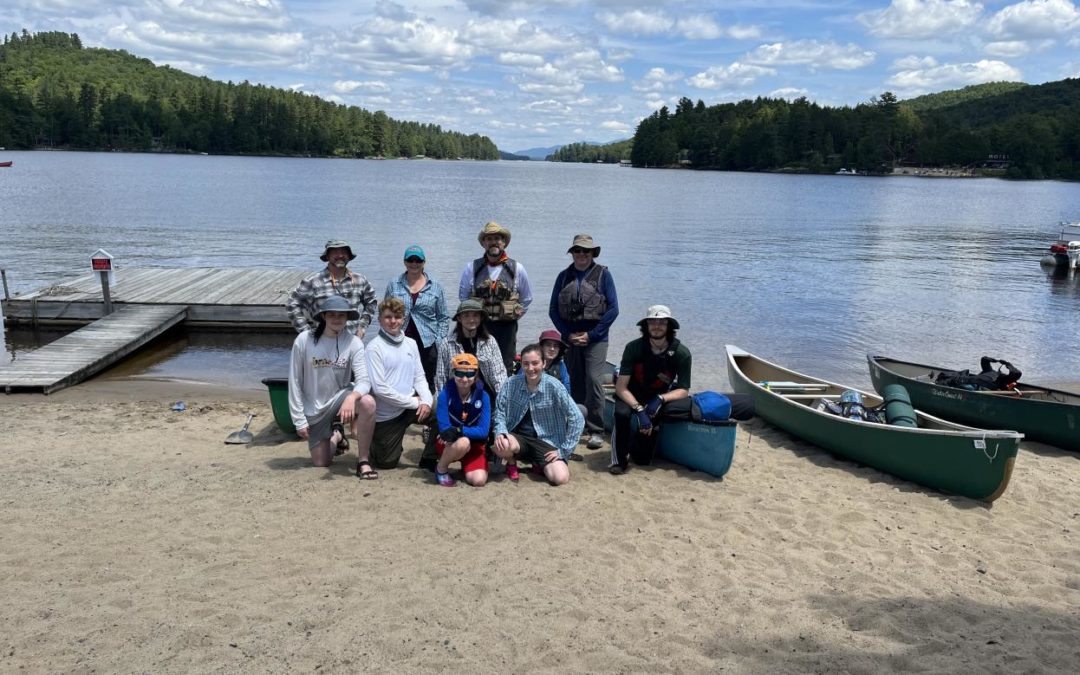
[{"x1": 1, "y1": 379, "x2": 1078, "y2": 672}]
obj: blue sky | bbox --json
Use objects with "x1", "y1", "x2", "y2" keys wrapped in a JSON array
[{"x1": 5, "y1": 0, "x2": 1080, "y2": 151}]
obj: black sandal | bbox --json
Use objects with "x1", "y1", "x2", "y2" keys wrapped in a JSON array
[
  {"x1": 331, "y1": 422, "x2": 349, "y2": 456},
  {"x1": 356, "y1": 460, "x2": 379, "y2": 480}
]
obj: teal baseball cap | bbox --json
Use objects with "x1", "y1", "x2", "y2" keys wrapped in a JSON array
[{"x1": 404, "y1": 244, "x2": 426, "y2": 261}]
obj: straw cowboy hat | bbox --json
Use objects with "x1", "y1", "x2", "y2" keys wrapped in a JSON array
[
  {"x1": 477, "y1": 221, "x2": 511, "y2": 246},
  {"x1": 567, "y1": 234, "x2": 601, "y2": 257},
  {"x1": 636, "y1": 304, "x2": 680, "y2": 329}
]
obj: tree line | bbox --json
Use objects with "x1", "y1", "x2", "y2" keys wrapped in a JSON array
[
  {"x1": 547, "y1": 140, "x2": 632, "y2": 163},
  {"x1": 0, "y1": 30, "x2": 499, "y2": 159},
  {"x1": 628, "y1": 80, "x2": 1080, "y2": 180}
]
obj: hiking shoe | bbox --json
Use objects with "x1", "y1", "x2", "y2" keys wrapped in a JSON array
[
  {"x1": 506, "y1": 464, "x2": 520, "y2": 483},
  {"x1": 435, "y1": 470, "x2": 455, "y2": 487},
  {"x1": 585, "y1": 434, "x2": 604, "y2": 449},
  {"x1": 608, "y1": 464, "x2": 627, "y2": 475}
]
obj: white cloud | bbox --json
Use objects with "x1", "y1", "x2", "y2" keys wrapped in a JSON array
[
  {"x1": 496, "y1": 51, "x2": 544, "y2": 66},
  {"x1": 687, "y1": 62, "x2": 775, "y2": 89},
  {"x1": 858, "y1": 0, "x2": 984, "y2": 38},
  {"x1": 983, "y1": 40, "x2": 1034, "y2": 56},
  {"x1": 886, "y1": 58, "x2": 1023, "y2": 93},
  {"x1": 463, "y1": 17, "x2": 574, "y2": 53},
  {"x1": 633, "y1": 66, "x2": 682, "y2": 92},
  {"x1": 599, "y1": 120, "x2": 631, "y2": 132},
  {"x1": 470, "y1": 107, "x2": 492, "y2": 114},
  {"x1": 332, "y1": 7, "x2": 472, "y2": 73},
  {"x1": 746, "y1": 40, "x2": 876, "y2": 70},
  {"x1": 674, "y1": 15, "x2": 723, "y2": 40},
  {"x1": 332, "y1": 79, "x2": 390, "y2": 93},
  {"x1": 770, "y1": 86, "x2": 811, "y2": 99},
  {"x1": 145, "y1": 0, "x2": 293, "y2": 31},
  {"x1": 107, "y1": 21, "x2": 304, "y2": 65},
  {"x1": 596, "y1": 9, "x2": 673, "y2": 35},
  {"x1": 891, "y1": 55, "x2": 939, "y2": 70},
  {"x1": 987, "y1": 0, "x2": 1080, "y2": 39},
  {"x1": 596, "y1": 8, "x2": 761, "y2": 40}
]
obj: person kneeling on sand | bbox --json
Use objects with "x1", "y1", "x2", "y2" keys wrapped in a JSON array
[
  {"x1": 367, "y1": 297, "x2": 433, "y2": 474},
  {"x1": 288, "y1": 296, "x2": 377, "y2": 471},
  {"x1": 434, "y1": 353, "x2": 491, "y2": 487},
  {"x1": 492, "y1": 343, "x2": 584, "y2": 486}
]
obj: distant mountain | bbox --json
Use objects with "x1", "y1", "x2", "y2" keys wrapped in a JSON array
[
  {"x1": 499, "y1": 150, "x2": 530, "y2": 160},
  {"x1": 513, "y1": 145, "x2": 563, "y2": 160}
]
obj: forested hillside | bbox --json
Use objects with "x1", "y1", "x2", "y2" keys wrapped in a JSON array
[
  {"x1": 548, "y1": 140, "x2": 632, "y2": 163},
  {"x1": 630, "y1": 80, "x2": 1080, "y2": 179},
  {"x1": 0, "y1": 30, "x2": 499, "y2": 159}
]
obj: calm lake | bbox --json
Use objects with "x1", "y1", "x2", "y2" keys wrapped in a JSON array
[{"x1": 2, "y1": 150, "x2": 1079, "y2": 391}]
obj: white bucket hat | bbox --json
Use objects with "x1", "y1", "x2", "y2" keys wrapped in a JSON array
[{"x1": 636, "y1": 304, "x2": 680, "y2": 329}]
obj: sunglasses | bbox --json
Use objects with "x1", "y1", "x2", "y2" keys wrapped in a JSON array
[
  {"x1": 404, "y1": 256, "x2": 424, "y2": 263},
  {"x1": 453, "y1": 369, "x2": 478, "y2": 378},
  {"x1": 570, "y1": 247, "x2": 590, "y2": 254}
]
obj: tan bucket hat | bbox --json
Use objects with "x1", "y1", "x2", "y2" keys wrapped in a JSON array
[
  {"x1": 637, "y1": 304, "x2": 680, "y2": 329},
  {"x1": 477, "y1": 221, "x2": 511, "y2": 246},
  {"x1": 567, "y1": 234, "x2": 600, "y2": 257}
]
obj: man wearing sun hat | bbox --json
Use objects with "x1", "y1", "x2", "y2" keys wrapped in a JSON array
[
  {"x1": 610, "y1": 304, "x2": 692, "y2": 474},
  {"x1": 287, "y1": 239, "x2": 378, "y2": 337},
  {"x1": 549, "y1": 234, "x2": 619, "y2": 451},
  {"x1": 458, "y1": 221, "x2": 533, "y2": 373}
]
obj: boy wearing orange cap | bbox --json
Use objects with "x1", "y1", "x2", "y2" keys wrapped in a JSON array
[{"x1": 434, "y1": 353, "x2": 492, "y2": 487}]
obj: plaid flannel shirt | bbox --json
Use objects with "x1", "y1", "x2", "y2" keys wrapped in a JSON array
[
  {"x1": 494, "y1": 372, "x2": 585, "y2": 459},
  {"x1": 287, "y1": 268, "x2": 378, "y2": 336}
]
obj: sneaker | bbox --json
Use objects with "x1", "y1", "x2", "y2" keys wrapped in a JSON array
[
  {"x1": 608, "y1": 464, "x2": 627, "y2": 475},
  {"x1": 586, "y1": 434, "x2": 604, "y2": 450},
  {"x1": 435, "y1": 469, "x2": 456, "y2": 487},
  {"x1": 506, "y1": 464, "x2": 520, "y2": 483}
]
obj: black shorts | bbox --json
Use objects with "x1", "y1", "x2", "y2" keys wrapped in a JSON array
[{"x1": 508, "y1": 433, "x2": 564, "y2": 467}]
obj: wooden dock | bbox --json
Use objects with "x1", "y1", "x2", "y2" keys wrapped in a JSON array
[
  {"x1": 2, "y1": 267, "x2": 309, "y2": 328},
  {"x1": 0, "y1": 305, "x2": 188, "y2": 393}
]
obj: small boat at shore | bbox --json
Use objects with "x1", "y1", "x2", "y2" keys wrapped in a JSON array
[
  {"x1": 0, "y1": 161, "x2": 12, "y2": 168},
  {"x1": 727, "y1": 346, "x2": 1022, "y2": 502},
  {"x1": 868, "y1": 355, "x2": 1080, "y2": 452}
]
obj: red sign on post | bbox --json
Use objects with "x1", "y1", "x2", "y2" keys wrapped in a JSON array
[{"x1": 91, "y1": 257, "x2": 112, "y2": 271}]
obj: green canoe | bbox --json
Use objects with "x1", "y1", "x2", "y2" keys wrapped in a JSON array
[
  {"x1": 726, "y1": 346, "x2": 1022, "y2": 502},
  {"x1": 868, "y1": 355, "x2": 1080, "y2": 452}
]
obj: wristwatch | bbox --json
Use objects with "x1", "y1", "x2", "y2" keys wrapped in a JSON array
[{"x1": 633, "y1": 404, "x2": 644, "y2": 412}]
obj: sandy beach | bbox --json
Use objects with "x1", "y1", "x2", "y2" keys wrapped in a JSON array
[{"x1": 2, "y1": 379, "x2": 1078, "y2": 673}]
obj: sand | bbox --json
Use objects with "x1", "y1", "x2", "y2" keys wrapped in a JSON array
[{"x1": 1, "y1": 380, "x2": 1078, "y2": 674}]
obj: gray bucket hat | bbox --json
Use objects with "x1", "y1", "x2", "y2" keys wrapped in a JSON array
[
  {"x1": 453, "y1": 298, "x2": 485, "y2": 320},
  {"x1": 317, "y1": 295, "x2": 360, "y2": 320},
  {"x1": 320, "y1": 239, "x2": 356, "y2": 261},
  {"x1": 636, "y1": 304, "x2": 679, "y2": 329},
  {"x1": 567, "y1": 234, "x2": 600, "y2": 257}
]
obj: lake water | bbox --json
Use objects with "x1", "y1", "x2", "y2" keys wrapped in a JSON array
[{"x1": 2, "y1": 150, "x2": 1079, "y2": 391}]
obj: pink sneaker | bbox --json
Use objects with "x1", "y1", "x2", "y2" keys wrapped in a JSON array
[{"x1": 506, "y1": 464, "x2": 520, "y2": 483}]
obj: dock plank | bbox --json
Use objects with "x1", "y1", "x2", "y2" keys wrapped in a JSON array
[{"x1": 0, "y1": 305, "x2": 187, "y2": 394}]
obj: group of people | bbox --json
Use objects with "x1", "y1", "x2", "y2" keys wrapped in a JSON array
[{"x1": 285, "y1": 222, "x2": 693, "y2": 486}]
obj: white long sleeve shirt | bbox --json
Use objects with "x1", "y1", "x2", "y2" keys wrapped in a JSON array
[
  {"x1": 288, "y1": 330, "x2": 371, "y2": 431},
  {"x1": 366, "y1": 333, "x2": 434, "y2": 422}
]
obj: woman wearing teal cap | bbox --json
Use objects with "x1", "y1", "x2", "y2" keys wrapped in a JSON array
[{"x1": 384, "y1": 243, "x2": 450, "y2": 392}]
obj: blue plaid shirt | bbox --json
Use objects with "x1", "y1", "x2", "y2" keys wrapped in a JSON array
[
  {"x1": 494, "y1": 372, "x2": 585, "y2": 459},
  {"x1": 384, "y1": 273, "x2": 450, "y2": 349}
]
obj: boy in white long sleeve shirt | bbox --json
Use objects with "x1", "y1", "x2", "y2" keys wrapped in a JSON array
[
  {"x1": 366, "y1": 297, "x2": 433, "y2": 469},
  {"x1": 287, "y1": 296, "x2": 377, "y2": 473}
]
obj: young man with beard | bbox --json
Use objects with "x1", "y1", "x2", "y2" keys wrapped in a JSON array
[
  {"x1": 458, "y1": 221, "x2": 533, "y2": 373},
  {"x1": 492, "y1": 343, "x2": 584, "y2": 486},
  {"x1": 287, "y1": 239, "x2": 378, "y2": 338},
  {"x1": 610, "y1": 305, "x2": 692, "y2": 475}
]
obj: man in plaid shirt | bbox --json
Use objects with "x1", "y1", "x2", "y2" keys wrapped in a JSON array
[
  {"x1": 288, "y1": 239, "x2": 378, "y2": 338},
  {"x1": 493, "y1": 343, "x2": 584, "y2": 486}
]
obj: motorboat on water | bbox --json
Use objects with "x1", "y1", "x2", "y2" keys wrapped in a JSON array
[{"x1": 1041, "y1": 221, "x2": 1080, "y2": 270}]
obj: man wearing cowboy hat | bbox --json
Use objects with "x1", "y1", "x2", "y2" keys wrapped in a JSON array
[
  {"x1": 549, "y1": 234, "x2": 619, "y2": 451},
  {"x1": 610, "y1": 305, "x2": 692, "y2": 474},
  {"x1": 288, "y1": 239, "x2": 379, "y2": 337},
  {"x1": 458, "y1": 221, "x2": 533, "y2": 373}
]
